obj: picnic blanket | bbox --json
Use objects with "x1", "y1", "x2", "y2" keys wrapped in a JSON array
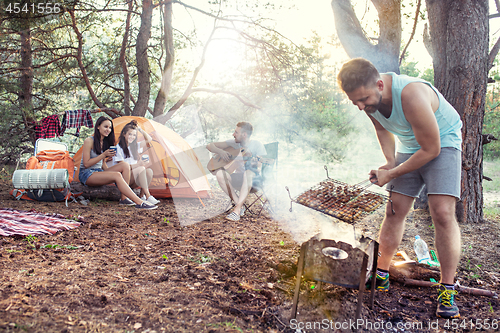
[{"x1": 0, "y1": 208, "x2": 81, "y2": 236}]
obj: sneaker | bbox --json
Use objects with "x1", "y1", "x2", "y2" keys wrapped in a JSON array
[
  {"x1": 366, "y1": 270, "x2": 390, "y2": 291},
  {"x1": 141, "y1": 195, "x2": 160, "y2": 205},
  {"x1": 226, "y1": 211, "x2": 240, "y2": 221},
  {"x1": 119, "y1": 198, "x2": 135, "y2": 206},
  {"x1": 436, "y1": 284, "x2": 460, "y2": 318},
  {"x1": 147, "y1": 195, "x2": 160, "y2": 205},
  {"x1": 135, "y1": 201, "x2": 158, "y2": 210}
]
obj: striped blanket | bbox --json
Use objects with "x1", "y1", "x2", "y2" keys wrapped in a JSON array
[{"x1": 0, "y1": 208, "x2": 81, "y2": 236}]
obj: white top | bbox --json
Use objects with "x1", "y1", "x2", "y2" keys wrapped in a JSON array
[{"x1": 108, "y1": 142, "x2": 142, "y2": 167}]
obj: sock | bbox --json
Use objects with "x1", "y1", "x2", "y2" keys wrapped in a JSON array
[
  {"x1": 443, "y1": 283, "x2": 455, "y2": 290},
  {"x1": 377, "y1": 268, "x2": 389, "y2": 278}
]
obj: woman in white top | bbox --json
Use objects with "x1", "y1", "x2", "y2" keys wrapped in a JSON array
[
  {"x1": 111, "y1": 120, "x2": 160, "y2": 205},
  {"x1": 79, "y1": 116, "x2": 157, "y2": 209}
]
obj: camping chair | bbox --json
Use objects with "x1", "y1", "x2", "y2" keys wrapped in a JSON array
[
  {"x1": 35, "y1": 139, "x2": 68, "y2": 155},
  {"x1": 243, "y1": 142, "x2": 278, "y2": 216}
]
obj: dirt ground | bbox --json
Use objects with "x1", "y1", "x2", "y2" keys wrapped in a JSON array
[{"x1": 0, "y1": 172, "x2": 499, "y2": 333}]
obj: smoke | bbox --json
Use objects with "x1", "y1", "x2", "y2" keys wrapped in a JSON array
[{"x1": 167, "y1": 100, "x2": 389, "y2": 243}]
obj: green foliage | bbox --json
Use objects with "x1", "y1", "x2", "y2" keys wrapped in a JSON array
[
  {"x1": 400, "y1": 59, "x2": 434, "y2": 85},
  {"x1": 0, "y1": 1, "x2": 359, "y2": 163},
  {"x1": 208, "y1": 32, "x2": 359, "y2": 163},
  {"x1": 484, "y1": 60, "x2": 500, "y2": 159}
]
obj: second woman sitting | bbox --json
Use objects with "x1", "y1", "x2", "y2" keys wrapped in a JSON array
[
  {"x1": 79, "y1": 116, "x2": 157, "y2": 210},
  {"x1": 108, "y1": 120, "x2": 160, "y2": 205}
]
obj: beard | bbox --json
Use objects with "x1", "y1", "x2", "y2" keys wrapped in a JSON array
[{"x1": 364, "y1": 93, "x2": 383, "y2": 114}]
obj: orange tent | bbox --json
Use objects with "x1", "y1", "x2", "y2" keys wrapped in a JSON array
[{"x1": 73, "y1": 116, "x2": 211, "y2": 199}]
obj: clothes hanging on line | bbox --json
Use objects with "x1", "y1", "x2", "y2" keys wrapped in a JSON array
[
  {"x1": 61, "y1": 109, "x2": 94, "y2": 137},
  {"x1": 34, "y1": 115, "x2": 62, "y2": 140}
]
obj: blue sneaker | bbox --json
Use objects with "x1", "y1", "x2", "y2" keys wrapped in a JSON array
[
  {"x1": 135, "y1": 201, "x2": 157, "y2": 210},
  {"x1": 366, "y1": 271, "x2": 390, "y2": 291},
  {"x1": 436, "y1": 284, "x2": 460, "y2": 318},
  {"x1": 119, "y1": 198, "x2": 135, "y2": 206}
]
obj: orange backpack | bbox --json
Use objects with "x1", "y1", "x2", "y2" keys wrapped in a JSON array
[{"x1": 26, "y1": 150, "x2": 75, "y2": 183}]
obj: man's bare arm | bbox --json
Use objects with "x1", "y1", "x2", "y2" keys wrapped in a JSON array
[
  {"x1": 206, "y1": 141, "x2": 232, "y2": 162},
  {"x1": 374, "y1": 83, "x2": 441, "y2": 185},
  {"x1": 369, "y1": 115, "x2": 396, "y2": 168}
]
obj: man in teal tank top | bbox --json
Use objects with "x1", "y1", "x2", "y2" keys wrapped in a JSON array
[{"x1": 337, "y1": 58, "x2": 462, "y2": 319}]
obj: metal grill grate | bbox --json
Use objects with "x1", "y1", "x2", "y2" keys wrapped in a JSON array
[{"x1": 287, "y1": 178, "x2": 390, "y2": 223}]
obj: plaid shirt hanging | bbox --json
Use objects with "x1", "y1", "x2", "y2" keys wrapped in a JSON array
[
  {"x1": 61, "y1": 109, "x2": 94, "y2": 137},
  {"x1": 34, "y1": 115, "x2": 62, "y2": 140}
]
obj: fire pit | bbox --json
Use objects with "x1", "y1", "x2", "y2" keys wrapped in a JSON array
[
  {"x1": 291, "y1": 233, "x2": 379, "y2": 322},
  {"x1": 286, "y1": 166, "x2": 394, "y2": 223},
  {"x1": 286, "y1": 166, "x2": 395, "y2": 322}
]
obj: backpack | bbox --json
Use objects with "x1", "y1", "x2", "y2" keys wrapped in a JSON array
[
  {"x1": 26, "y1": 150, "x2": 75, "y2": 183},
  {"x1": 11, "y1": 150, "x2": 80, "y2": 205}
]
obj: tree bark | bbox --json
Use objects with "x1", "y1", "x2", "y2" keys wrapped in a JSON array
[
  {"x1": 425, "y1": 0, "x2": 489, "y2": 223},
  {"x1": 331, "y1": 0, "x2": 401, "y2": 73},
  {"x1": 71, "y1": 182, "x2": 139, "y2": 201},
  {"x1": 19, "y1": 27, "x2": 35, "y2": 144},
  {"x1": 153, "y1": 0, "x2": 175, "y2": 117},
  {"x1": 133, "y1": 0, "x2": 153, "y2": 117}
]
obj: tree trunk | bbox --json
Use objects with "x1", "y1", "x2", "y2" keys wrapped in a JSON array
[
  {"x1": 153, "y1": 0, "x2": 175, "y2": 117},
  {"x1": 425, "y1": 0, "x2": 488, "y2": 223},
  {"x1": 133, "y1": 0, "x2": 153, "y2": 117},
  {"x1": 331, "y1": 0, "x2": 401, "y2": 73},
  {"x1": 19, "y1": 27, "x2": 35, "y2": 144}
]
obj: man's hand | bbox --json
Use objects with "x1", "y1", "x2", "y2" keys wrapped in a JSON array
[
  {"x1": 369, "y1": 168, "x2": 393, "y2": 187},
  {"x1": 218, "y1": 149, "x2": 232, "y2": 162}
]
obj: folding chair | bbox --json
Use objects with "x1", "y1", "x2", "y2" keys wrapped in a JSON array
[
  {"x1": 35, "y1": 139, "x2": 68, "y2": 155},
  {"x1": 244, "y1": 142, "x2": 278, "y2": 216}
]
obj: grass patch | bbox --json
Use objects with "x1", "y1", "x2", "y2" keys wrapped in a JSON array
[
  {"x1": 484, "y1": 205, "x2": 500, "y2": 219},
  {"x1": 483, "y1": 160, "x2": 500, "y2": 192}
]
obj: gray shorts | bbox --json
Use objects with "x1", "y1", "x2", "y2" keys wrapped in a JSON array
[
  {"x1": 230, "y1": 171, "x2": 263, "y2": 189},
  {"x1": 387, "y1": 147, "x2": 461, "y2": 199}
]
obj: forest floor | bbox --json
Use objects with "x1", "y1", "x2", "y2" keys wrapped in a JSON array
[{"x1": 0, "y1": 171, "x2": 499, "y2": 333}]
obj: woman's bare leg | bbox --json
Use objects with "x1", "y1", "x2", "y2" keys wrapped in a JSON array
[
  {"x1": 86, "y1": 171, "x2": 143, "y2": 205},
  {"x1": 133, "y1": 166, "x2": 152, "y2": 198},
  {"x1": 106, "y1": 163, "x2": 132, "y2": 200}
]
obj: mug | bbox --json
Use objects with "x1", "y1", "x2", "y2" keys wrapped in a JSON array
[
  {"x1": 141, "y1": 154, "x2": 149, "y2": 163},
  {"x1": 109, "y1": 146, "x2": 117, "y2": 154}
]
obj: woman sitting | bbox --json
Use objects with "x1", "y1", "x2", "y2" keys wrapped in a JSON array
[
  {"x1": 78, "y1": 116, "x2": 157, "y2": 210},
  {"x1": 108, "y1": 120, "x2": 160, "y2": 205}
]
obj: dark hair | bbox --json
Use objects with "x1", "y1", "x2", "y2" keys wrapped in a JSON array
[
  {"x1": 237, "y1": 122, "x2": 253, "y2": 136},
  {"x1": 118, "y1": 120, "x2": 139, "y2": 160},
  {"x1": 93, "y1": 116, "x2": 115, "y2": 154},
  {"x1": 337, "y1": 58, "x2": 380, "y2": 93}
]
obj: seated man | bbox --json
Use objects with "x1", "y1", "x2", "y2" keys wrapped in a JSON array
[{"x1": 206, "y1": 122, "x2": 267, "y2": 221}]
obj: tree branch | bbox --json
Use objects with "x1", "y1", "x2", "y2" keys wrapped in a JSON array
[
  {"x1": 331, "y1": 0, "x2": 376, "y2": 59},
  {"x1": 68, "y1": 10, "x2": 117, "y2": 118},
  {"x1": 489, "y1": 36, "x2": 500, "y2": 71},
  {"x1": 399, "y1": 0, "x2": 422, "y2": 65},
  {"x1": 422, "y1": 23, "x2": 434, "y2": 61},
  {"x1": 119, "y1": 0, "x2": 133, "y2": 116}
]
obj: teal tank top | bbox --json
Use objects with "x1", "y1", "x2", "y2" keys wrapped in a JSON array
[{"x1": 370, "y1": 72, "x2": 462, "y2": 154}]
